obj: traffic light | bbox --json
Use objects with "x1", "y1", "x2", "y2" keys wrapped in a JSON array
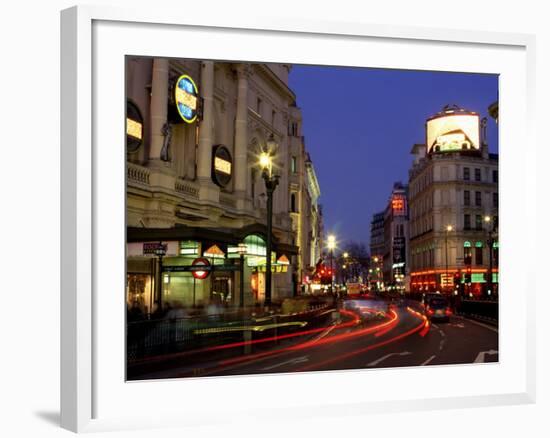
[{"x1": 454, "y1": 272, "x2": 461, "y2": 286}]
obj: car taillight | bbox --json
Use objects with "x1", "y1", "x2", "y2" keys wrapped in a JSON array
[
  {"x1": 427, "y1": 308, "x2": 434, "y2": 315},
  {"x1": 445, "y1": 308, "x2": 452, "y2": 316}
]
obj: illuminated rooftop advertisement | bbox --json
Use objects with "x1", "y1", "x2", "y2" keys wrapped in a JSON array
[
  {"x1": 426, "y1": 112, "x2": 480, "y2": 153},
  {"x1": 391, "y1": 194, "x2": 406, "y2": 216}
]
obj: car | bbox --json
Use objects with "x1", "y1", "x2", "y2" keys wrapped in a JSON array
[{"x1": 424, "y1": 296, "x2": 452, "y2": 322}]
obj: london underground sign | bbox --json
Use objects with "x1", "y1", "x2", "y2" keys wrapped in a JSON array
[
  {"x1": 175, "y1": 74, "x2": 199, "y2": 123},
  {"x1": 191, "y1": 257, "x2": 211, "y2": 280}
]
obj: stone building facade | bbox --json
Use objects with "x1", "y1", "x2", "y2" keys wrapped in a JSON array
[{"x1": 125, "y1": 58, "x2": 320, "y2": 314}]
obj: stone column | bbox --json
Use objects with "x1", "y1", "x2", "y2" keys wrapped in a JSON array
[
  {"x1": 197, "y1": 61, "x2": 219, "y2": 202},
  {"x1": 234, "y1": 64, "x2": 250, "y2": 209},
  {"x1": 149, "y1": 58, "x2": 169, "y2": 162}
]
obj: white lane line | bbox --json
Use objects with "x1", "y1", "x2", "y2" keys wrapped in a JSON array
[
  {"x1": 421, "y1": 355, "x2": 436, "y2": 366},
  {"x1": 474, "y1": 350, "x2": 498, "y2": 363},
  {"x1": 367, "y1": 351, "x2": 411, "y2": 367},
  {"x1": 454, "y1": 316, "x2": 498, "y2": 333},
  {"x1": 311, "y1": 325, "x2": 336, "y2": 343},
  {"x1": 261, "y1": 356, "x2": 309, "y2": 371}
]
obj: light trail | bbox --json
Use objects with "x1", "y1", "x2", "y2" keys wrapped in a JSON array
[
  {"x1": 295, "y1": 313, "x2": 426, "y2": 372},
  {"x1": 131, "y1": 309, "x2": 361, "y2": 365},
  {"x1": 216, "y1": 310, "x2": 399, "y2": 368}
]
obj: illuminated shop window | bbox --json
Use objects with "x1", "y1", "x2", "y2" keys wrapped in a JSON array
[{"x1": 180, "y1": 240, "x2": 199, "y2": 256}]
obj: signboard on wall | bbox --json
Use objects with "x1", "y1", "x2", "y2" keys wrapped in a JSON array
[
  {"x1": 211, "y1": 145, "x2": 233, "y2": 187},
  {"x1": 174, "y1": 74, "x2": 199, "y2": 123},
  {"x1": 126, "y1": 100, "x2": 144, "y2": 153}
]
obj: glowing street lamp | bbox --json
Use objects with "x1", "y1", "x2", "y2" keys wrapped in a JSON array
[
  {"x1": 484, "y1": 216, "x2": 498, "y2": 297},
  {"x1": 237, "y1": 243, "x2": 247, "y2": 308},
  {"x1": 444, "y1": 225, "x2": 453, "y2": 291},
  {"x1": 327, "y1": 235, "x2": 336, "y2": 294},
  {"x1": 260, "y1": 134, "x2": 279, "y2": 308}
]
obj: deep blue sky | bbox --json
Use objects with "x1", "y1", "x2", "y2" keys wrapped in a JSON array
[{"x1": 288, "y1": 66, "x2": 499, "y2": 248}]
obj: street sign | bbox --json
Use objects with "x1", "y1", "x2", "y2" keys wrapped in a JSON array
[
  {"x1": 191, "y1": 257, "x2": 211, "y2": 280},
  {"x1": 162, "y1": 262, "x2": 239, "y2": 274}
]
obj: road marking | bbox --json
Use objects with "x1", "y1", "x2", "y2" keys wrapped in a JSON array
[
  {"x1": 451, "y1": 323, "x2": 465, "y2": 328},
  {"x1": 439, "y1": 339, "x2": 446, "y2": 351},
  {"x1": 421, "y1": 355, "x2": 436, "y2": 366},
  {"x1": 439, "y1": 329, "x2": 446, "y2": 337},
  {"x1": 431, "y1": 324, "x2": 439, "y2": 329},
  {"x1": 474, "y1": 350, "x2": 499, "y2": 363},
  {"x1": 312, "y1": 325, "x2": 336, "y2": 343},
  {"x1": 261, "y1": 356, "x2": 309, "y2": 371},
  {"x1": 367, "y1": 351, "x2": 412, "y2": 367}
]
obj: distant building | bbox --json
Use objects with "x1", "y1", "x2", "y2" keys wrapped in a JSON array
[
  {"x1": 382, "y1": 182, "x2": 410, "y2": 292},
  {"x1": 408, "y1": 105, "x2": 499, "y2": 297},
  {"x1": 369, "y1": 211, "x2": 385, "y2": 290}
]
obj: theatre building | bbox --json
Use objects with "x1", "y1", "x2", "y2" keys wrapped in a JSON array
[
  {"x1": 125, "y1": 58, "x2": 318, "y2": 315},
  {"x1": 408, "y1": 105, "x2": 499, "y2": 297}
]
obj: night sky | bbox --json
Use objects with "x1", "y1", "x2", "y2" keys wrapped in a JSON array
[{"x1": 288, "y1": 66, "x2": 499, "y2": 248}]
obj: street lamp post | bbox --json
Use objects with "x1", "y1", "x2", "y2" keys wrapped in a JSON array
[
  {"x1": 260, "y1": 135, "x2": 279, "y2": 308},
  {"x1": 484, "y1": 216, "x2": 497, "y2": 298},
  {"x1": 237, "y1": 243, "x2": 247, "y2": 309},
  {"x1": 342, "y1": 252, "x2": 349, "y2": 285},
  {"x1": 445, "y1": 225, "x2": 453, "y2": 292},
  {"x1": 154, "y1": 241, "x2": 167, "y2": 312},
  {"x1": 327, "y1": 235, "x2": 336, "y2": 295}
]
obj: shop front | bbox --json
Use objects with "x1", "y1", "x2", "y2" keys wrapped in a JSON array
[{"x1": 126, "y1": 226, "x2": 298, "y2": 315}]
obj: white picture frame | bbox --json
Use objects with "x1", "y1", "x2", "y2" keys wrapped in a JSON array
[{"x1": 60, "y1": 5, "x2": 536, "y2": 433}]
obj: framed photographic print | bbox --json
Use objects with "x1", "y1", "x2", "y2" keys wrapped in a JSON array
[{"x1": 61, "y1": 5, "x2": 536, "y2": 433}]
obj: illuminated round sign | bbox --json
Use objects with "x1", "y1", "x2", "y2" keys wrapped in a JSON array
[
  {"x1": 126, "y1": 100, "x2": 144, "y2": 153},
  {"x1": 191, "y1": 257, "x2": 211, "y2": 280},
  {"x1": 174, "y1": 74, "x2": 199, "y2": 123},
  {"x1": 211, "y1": 145, "x2": 233, "y2": 187}
]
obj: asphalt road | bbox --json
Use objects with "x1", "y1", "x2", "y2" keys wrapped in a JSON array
[{"x1": 128, "y1": 303, "x2": 498, "y2": 381}]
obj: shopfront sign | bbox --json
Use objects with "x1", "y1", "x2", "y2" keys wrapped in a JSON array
[
  {"x1": 211, "y1": 145, "x2": 233, "y2": 187},
  {"x1": 143, "y1": 242, "x2": 167, "y2": 255},
  {"x1": 126, "y1": 100, "x2": 144, "y2": 153},
  {"x1": 174, "y1": 74, "x2": 199, "y2": 123}
]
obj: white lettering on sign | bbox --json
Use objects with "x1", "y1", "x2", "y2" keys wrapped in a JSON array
[
  {"x1": 214, "y1": 157, "x2": 232, "y2": 175},
  {"x1": 175, "y1": 87, "x2": 197, "y2": 110},
  {"x1": 126, "y1": 118, "x2": 143, "y2": 140}
]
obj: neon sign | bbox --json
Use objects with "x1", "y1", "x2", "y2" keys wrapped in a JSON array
[{"x1": 174, "y1": 74, "x2": 199, "y2": 123}]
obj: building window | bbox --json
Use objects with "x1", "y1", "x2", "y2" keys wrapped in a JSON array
[
  {"x1": 493, "y1": 215, "x2": 499, "y2": 229},
  {"x1": 464, "y1": 214, "x2": 471, "y2": 230},
  {"x1": 464, "y1": 242, "x2": 472, "y2": 264},
  {"x1": 475, "y1": 246, "x2": 483, "y2": 265},
  {"x1": 463, "y1": 167, "x2": 470, "y2": 181},
  {"x1": 464, "y1": 190, "x2": 470, "y2": 206},
  {"x1": 475, "y1": 191, "x2": 482, "y2": 207},
  {"x1": 257, "y1": 98, "x2": 263, "y2": 115},
  {"x1": 493, "y1": 193, "x2": 498, "y2": 208},
  {"x1": 441, "y1": 166, "x2": 449, "y2": 181},
  {"x1": 493, "y1": 170, "x2": 498, "y2": 183},
  {"x1": 271, "y1": 110, "x2": 276, "y2": 125},
  {"x1": 475, "y1": 168, "x2": 481, "y2": 182},
  {"x1": 288, "y1": 121, "x2": 299, "y2": 137},
  {"x1": 475, "y1": 214, "x2": 482, "y2": 230},
  {"x1": 290, "y1": 193, "x2": 297, "y2": 213},
  {"x1": 291, "y1": 156, "x2": 297, "y2": 174}
]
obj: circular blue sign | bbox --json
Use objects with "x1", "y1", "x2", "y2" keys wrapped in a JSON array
[{"x1": 174, "y1": 74, "x2": 199, "y2": 123}]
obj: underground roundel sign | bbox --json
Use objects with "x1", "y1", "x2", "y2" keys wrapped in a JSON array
[
  {"x1": 175, "y1": 74, "x2": 199, "y2": 123},
  {"x1": 191, "y1": 257, "x2": 211, "y2": 280}
]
